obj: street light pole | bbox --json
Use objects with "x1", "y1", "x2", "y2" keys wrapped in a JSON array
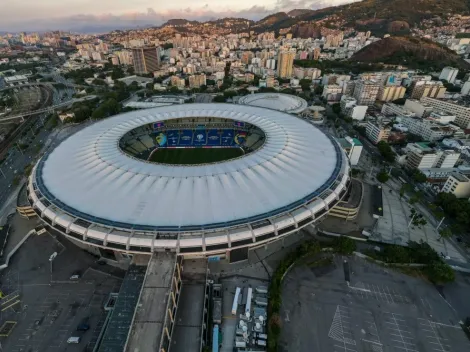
[
  {"x1": 436, "y1": 216, "x2": 446, "y2": 231},
  {"x1": 16, "y1": 142, "x2": 24, "y2": 156},
  {"x1": 408, "y1": 212, "x2": 417, "y2": 228},
  {"x1": 0, "y1": 168, "x2": 5, "y2": 179},
  {"x1": 49, "y1": 252, "x2": 57, "y2": 283}
]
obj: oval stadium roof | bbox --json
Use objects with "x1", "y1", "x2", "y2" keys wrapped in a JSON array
[
  {"x1": 36, "y1": 103, "x2": 342, "y2": 230},
  {"x1": 238, "y1": 93, "x2": 308, "y2": 114}
]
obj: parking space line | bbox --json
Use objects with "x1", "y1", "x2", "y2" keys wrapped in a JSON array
[{"x1": 384, "y1": 312, "x2": 417, "y2": 352}]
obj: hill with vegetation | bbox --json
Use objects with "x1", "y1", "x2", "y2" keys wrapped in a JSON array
[{"x1": 350, "y1": 36, "x2": 470, "y2": 70}]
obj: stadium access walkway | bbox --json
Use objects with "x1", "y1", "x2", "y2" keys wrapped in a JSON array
[{"x1": 124, "y1": 252, "x2": 182, "y2": 352}]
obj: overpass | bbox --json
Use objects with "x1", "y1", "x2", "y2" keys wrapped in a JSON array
[{"x1": 0, "y1": 95, "x2": 97, "y2": 123}]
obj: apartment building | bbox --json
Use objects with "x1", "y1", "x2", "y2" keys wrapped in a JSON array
[
  {"x1": 405, "y1": 143, "x2": 460, "y2": 170},
  {"x1": 322, "y1": 85, "x2": 343, "y2": 101},
  {"x1": 421, "y1": 97, "x2": 470, "y2": 129},
  {"x1": 188, "y1": 73, "x2": 206, "y2": 88},
  {"x1": 441, "y1": 172, "x2": 470, "y2": 198},
  {"x1": 381, "y1": 103, "x2": 415, "y2": 117},
  {"x1": 439, "y1": 67, "x2": 459, "y2": 84},
  {"x1": 410, "y1": 81, "x2": 446, "y2": 99},
  {"x1": 277, "y1": 49, "x2": 295, "y2": 78},
  {"x1": 400, "y1": 117, "x2": 456, "y2": 142},
  {"x1": 366, "y1": 121, "x2": 391, "y2": 144},
  {"x1": 377, "y1": 85, "x2": 406, "y2": 102},
  {"x1": 340, "y1": 96, "x2": 367, "y2": 120},
  {"x1": 132, "y1": 46, "x2": 160, "y2": 74},
  {"x1": 404, "y1": 99, "x2": 434, "y2": 118},
  {"x1": 353, "y1": 80, "x2": 380, "y2": 106}
]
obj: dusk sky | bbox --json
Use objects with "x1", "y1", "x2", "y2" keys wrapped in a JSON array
[{"x1": 1, "y1": 0, "x2": 358, "y2": 32}]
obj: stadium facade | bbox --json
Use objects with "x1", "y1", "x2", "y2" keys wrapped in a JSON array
[{"x1": 27, "y1": 104, "x2": 350, "y2": 259}]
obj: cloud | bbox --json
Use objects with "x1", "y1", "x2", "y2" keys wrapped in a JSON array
[{"x1": 0, "y1": 0, "x2": 359, "y2": 32}]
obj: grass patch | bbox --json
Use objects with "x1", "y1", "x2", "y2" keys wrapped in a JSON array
[{"x1": 149, "y1": 147, "x2": 243, "y2": 165}]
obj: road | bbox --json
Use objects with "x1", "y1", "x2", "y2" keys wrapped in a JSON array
[{"x1": 0, "y1": 74, "x2": 77, "y2": 217}]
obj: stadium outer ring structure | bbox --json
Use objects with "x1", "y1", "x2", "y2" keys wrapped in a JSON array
[
  {"x1": 27, "y1": 103, "x2": 351, "y2": 257},
  {"x1": 238, "y1": 93, "x2": 308, "y2": 114}
]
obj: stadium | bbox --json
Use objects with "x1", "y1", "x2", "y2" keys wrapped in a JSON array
[
  {"x1": 27, "y1": 103, "x2": 351, "y2": 259},
  {"x1": 238, "y1": 93, "x2": 308, "y2": 114}
]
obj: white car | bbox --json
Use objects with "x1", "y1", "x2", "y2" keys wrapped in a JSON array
[{"x1": 67, "y1": 336, "x2": 81, "y2": 344}]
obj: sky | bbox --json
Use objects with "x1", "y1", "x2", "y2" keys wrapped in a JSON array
[{"x1": 1, "y1": 0, "x2": 358, "y2": 32}]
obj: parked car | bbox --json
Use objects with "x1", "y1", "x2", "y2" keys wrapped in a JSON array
[{"x1": 77, "y1": 317, "x2": 90, "y2": 332}]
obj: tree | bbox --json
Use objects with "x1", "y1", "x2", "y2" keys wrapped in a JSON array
[
  {"x1": 411, "y1": 171, "x2": 427, "y2": 183},
  {"x1": 376, "y1": 171, "x2": 389, "y2": 183},
  {"x1": 425, "y1": 261, "x2": 455, "y2": 284},
  {"x1": 331, "y1": 103, "x2": 341, "y2": 114},
  {"x1": 213, "y1": 95, "x2": 226, "y2": 102},
  {"x1": 438, "y1": 227, "x2": 452, "y2": 240},
  {"x1": 333, "y1": 236, "x2": 356, "y2": 255},
  {"x1": 383, "y1": 245, "x2": 410, "y2": 263},
  {"x1": 377, "y1": 141, "x2": 395, "y2": 162}
]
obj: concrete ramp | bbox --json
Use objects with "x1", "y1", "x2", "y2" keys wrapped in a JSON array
[{"x1": 125, "y1": 252, "x2": 182, "y2": 352}]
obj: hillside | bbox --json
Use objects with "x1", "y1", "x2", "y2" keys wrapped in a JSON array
[
  {"x1": 155, "y1": 0, "x2": 470, "y2": 36},
  {"x1": 259, "y1": 0, "x2": 470, "y2": 35},
  {"x1": 350, "y1": 36, "x2": 470, "y2": 70}
]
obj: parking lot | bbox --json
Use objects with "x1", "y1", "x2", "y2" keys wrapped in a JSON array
[
  {"x1": 280, "y1": 254, "x2": 470, "y2": 352},
  {"x1": 0, "y1": 231, "x2": 122, "y2": 352}
]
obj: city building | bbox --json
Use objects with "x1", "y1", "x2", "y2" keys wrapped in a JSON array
[
  {"x1": 366, "y1": 121, "x2": 391, "y2": 144},
  {"x1": 340, "y1": 96, "x2": 368, "y2": 120},
  {"x1": 277, "y1": 49, "x2": 295, "y2": 78},
  {"x1": 405, "y1": 142, "x2": 460, "y2": 170},
  {"x1": 322, "y1": 85, "x2": 343, "y2": 102},
  {"x1": 461, "y1": 81, "x2": 470, "y2": 96},
  {"x1": 170, "y1": 75, "x2": 186, "y2": 89},
  {"x1": 441, "y1": 172, "x2": 470, "y2": 198},
  {"x1": 132, "y1": 47, "x2": 161, "y2": 74},
  {"x1": 353, "y1": 80, "x2": 380, "y2": 106},
  {"x1": 3, "y1": 75, "x2": 28, "y2": 86},
  {"x1": 115, "y1": 50, "x2": 133, "y2": 65},
  {"x1": 404, "y1": 99, "x2": 434, "y2": 118},
  {"x1": 400, "y1": 117, "x2": 456, "y2": 142},
  {"x1": 188, "y1": 73, "x2": 206, "y2": 88},
  {"x1": 421, "y1": 97, "x2": 470, "y2": 129},
  {"x1": 439, "y1": 67, "x2": 459, "y2": 84},
  {"x1": 336, "y1": 136, "x2": 363, "y2": 166},
  {"x1": 377, "y1": 85, "x2": 406, "y2": 102},
  {"x1": 410, "y1": 81, "x2": 446, "y2": 99},
  {"x1": 381, "y1": 103, "x2": 415, "y2": 118}
]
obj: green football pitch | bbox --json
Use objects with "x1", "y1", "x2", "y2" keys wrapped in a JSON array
[{"x1": 149, "y1": 148, "x2": 244, "y2": 165}]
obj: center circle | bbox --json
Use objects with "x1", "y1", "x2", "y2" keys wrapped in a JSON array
[{"x1": 118, "y1": 117, "x2": 266, "y2": 165}]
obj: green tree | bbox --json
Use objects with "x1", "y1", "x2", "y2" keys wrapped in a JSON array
[
  {"x1": 412, "y1": 170, "x2": 427, "y2": 183},
  {"x1": 213, "y1": 95, "x2": 226, "y2": 102},
  {"x1": 333, "y1": 236, "x2": 356, "y2": 255},
  {"x1": 331, "y1": 103, "x2": 341, "y2": 114},
  {"x1": 425, "y1": 261, "x2": 455, "y2": 284},
  {"x1": 376, "y1": 171, "x2": 389, "y2": 183},
  {"x1": 383, "y1": 245, "x2": 410, "y2": 263},
  {"x1": 438, "y1": 227, "x2": 452, "y2": 240},
  {"x1": 377, "y1": 141, "x2": 395, "y2": 162}
]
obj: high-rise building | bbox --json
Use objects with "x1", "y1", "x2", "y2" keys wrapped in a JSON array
[
  {"x1": 132, "y1": 47, "x2": 160, "y2": 74},
  {"x1": 353, "y1": 80, "x2": 380, "y2": 106},
  {"x1": 439, "y1": 67, "x2": 459, "y2": 84},
  {"x1": 277, "y1": 49, "x2": 295, "y2": 79},
  {"x1": 377, "y1": 85, "x2": 406, "y2": 102},
  {"x1": 189, "y1": 74, "x2": 206, "y2": 88},
  {"x1": 366, "y1": 121, "x2": 391, "y2": 144},
  {"x1": 115, "y1": 50, "x2": 133, "y2": 66},
  {"x1": 421, "y1": 97, "x2": 470, "y2": 129},
  {"x1": 410, "y1": 81, "x2": 446, "y2": 99}
]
